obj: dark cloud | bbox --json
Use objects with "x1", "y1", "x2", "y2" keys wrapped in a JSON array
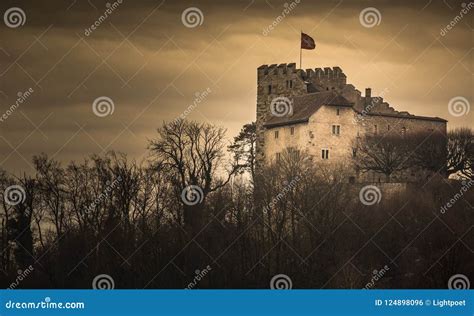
[{"x1": 0, "y1": 0, "x2": 472, "y2": 174}]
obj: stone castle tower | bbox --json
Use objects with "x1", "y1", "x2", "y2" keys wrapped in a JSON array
[
  {"x1": 255, "y1": 63, "x2": 447, "y2": 182},
  {"x1": 256, "y1": 63, "x2": 361, "y2": 164}
]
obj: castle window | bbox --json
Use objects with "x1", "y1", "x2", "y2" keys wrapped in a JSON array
[
  {"x1": 352, "y1": 148, "x2": 357, "y2": 158},
  {"x1": 336, "y1": 109, "x2": 340, "y2": 116},
  {"x1": 276, "y1": 152, "x2": 281, "y2": 162},
  {"x1": 332, "y1": 125, "x2": 340, "y2": 135},
  {"x1": 374, "y1": 125, "x2": 378, "y2": 135},
  {"x1": 274, "y1": 130, "x2": 279, "y2": 139},
  {"x1": 401, "y1": 127, "x2": 406, "y2": 137},
  {"x1": 286, "y1": 80, "x2": 293, "y2": 89},
  {"x1": 290, "y1": 80, "x2": 293, "y2": 88},
  {"x1": 321, "y1": 149, "x2": 329, "y2": 160},
  {"x1": 387, "y1": 125, "x2": 391, "y2": 131},
  {"x1": 290, "y1": 127, "x2": 295, "y2": 135},
  {"x1": 268, "y1": 85, "x2": 272, "y2": 94}
]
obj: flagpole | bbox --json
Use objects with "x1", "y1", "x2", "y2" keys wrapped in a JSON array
[{"x1": 299, "y1": 31, "x2": 302, "y2": 69}]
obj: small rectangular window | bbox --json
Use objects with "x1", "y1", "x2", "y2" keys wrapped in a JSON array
[
  {"x1": 352, "y1": 148, "x2": 357, "y2": 158},
  {"x1": 374, "y1": 125, "x2": 378, "y2": 134},
  {"x1": 274, "y1": 130, "x2": 279, "y2": 139},
  {"x1": 321, "y1": 149, "x2": 329, "y2": 160},
  {"x1": 401, "y1": 127, "x2": 406, "y2": 137},
  {"x1": 336, "y1": 109, "x2": 340, "y2": 116},
  {"x1": 268, "y1": 85, "x2": 272, "y2": 94},
  {"x1": 276, "y1": 152, "x2": 281, "y2": 162},
  {"x1": 289, "y1": 80, "x2": 293, "y2": 88},
  {"x1": 290, "y1": 127, "x2": 295, "y2": 135},
  {"x1": 387, "y1": 125, "x2": 391, "y2": 131},
  {"x1": 332, "y1": 125, "x2": 340, "y2": 135}
]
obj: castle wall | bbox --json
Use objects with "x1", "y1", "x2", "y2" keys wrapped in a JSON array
[
  {"x1": 263, "y1": 106, "x2": 447, "y2": 183},
  {"x1": 256, "y1": 64, "x2": 351, "y2": 165},
  {"x1": 264, "y1": 105, "x2": 358, "y2": 169},
  {"x1": 257, "y1": 63, "x2": 447, "y2": 183}
]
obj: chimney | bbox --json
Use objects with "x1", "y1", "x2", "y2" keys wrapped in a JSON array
[{"x1": 365, "y1": 88, "x2": 371, "y2": 98}]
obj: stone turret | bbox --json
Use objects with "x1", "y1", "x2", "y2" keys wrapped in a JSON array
[{"x1": 256, "y1": 63, "x2": 352, "y2": 165}]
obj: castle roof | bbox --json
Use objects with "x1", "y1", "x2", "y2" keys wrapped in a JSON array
[
  {"x1": 264, "y1": 91, "x2": 447, "y2": 128},
  {"x1": 264, "y1": 91, "x2": 353, "y2": 127}
]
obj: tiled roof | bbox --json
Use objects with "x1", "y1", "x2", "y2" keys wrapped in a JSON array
[{"x1": 264, "y1": 91, "x2": 353, "y2": 127}]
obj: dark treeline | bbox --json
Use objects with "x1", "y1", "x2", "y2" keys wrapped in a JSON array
[{"x1": 0, "y1": 120, "x2": 472, "y2": 289}]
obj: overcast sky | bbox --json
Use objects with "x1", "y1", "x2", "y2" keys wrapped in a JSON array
[{"x1": 0, "y1": 0, "x2": 472, "y2": 174}]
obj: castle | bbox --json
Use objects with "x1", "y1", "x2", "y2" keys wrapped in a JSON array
[{"x1": 256, "y1": 63, "x2": 447, "y2": 182}]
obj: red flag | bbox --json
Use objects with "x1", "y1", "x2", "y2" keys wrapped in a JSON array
[{"x1": 301, "y1": 32, "x2": 315, "y2": 50}]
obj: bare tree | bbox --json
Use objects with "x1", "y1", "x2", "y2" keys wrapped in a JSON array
[
  {"x1": 447, "y1": 128, "x2": 473, "y2": 179},
  {"x1": 148, "y1": 119, "x2": 237, "y2": 226},
  {"x1": 353, "y1": 134, "x2": 412, "y2": 181},
  {"x1": 33, "y1": 154, "x2": 67, "y2": 240}
]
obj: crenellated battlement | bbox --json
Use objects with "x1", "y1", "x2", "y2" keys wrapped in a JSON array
[
  {"x1": 258, "y1": 64, "x2": 346, "y2": 81},
  {"x1": 257, "y1": 63, "x2": 297, "y2": 78}
]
